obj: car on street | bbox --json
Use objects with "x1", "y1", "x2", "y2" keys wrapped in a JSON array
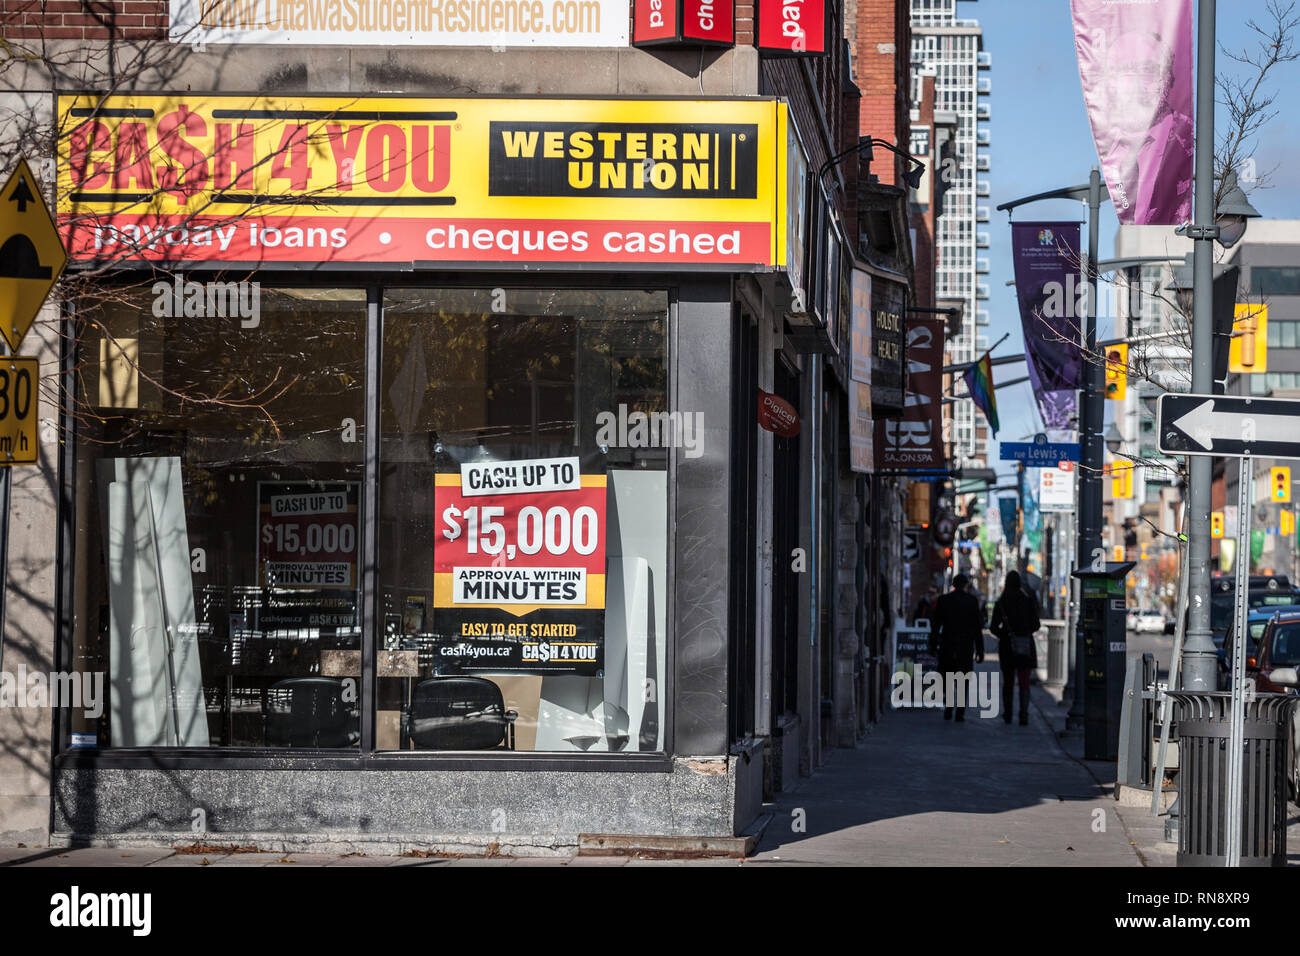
[
  {"x1": 1244, "y1": 610, "x2": 1300, "y2": 796},
  {"x1": 1134, "y1": 610, "x2": 1166, "y2": 633},
  {"x1": 1211, "y1": 574, "x2": 1300, "y2": 648},
  {"x1": 1215, "y1": 606, "x2": 1300, "y2": 683}
]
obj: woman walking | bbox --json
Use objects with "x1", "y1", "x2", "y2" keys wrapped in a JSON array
[{"x1": 990, "y1": 570, "x2": 1040, "y2": 725}]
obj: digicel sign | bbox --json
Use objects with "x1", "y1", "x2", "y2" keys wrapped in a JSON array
[
  {"x1": 757, "y1": 0, "x2": 826, "y2": 55},
  {"x1": 633, "y1": 0, "x2": 733, "y2": 46}
]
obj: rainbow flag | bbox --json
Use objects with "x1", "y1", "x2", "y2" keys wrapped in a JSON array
[{"x1": 963, "y1": 352, "x2": 999, "y2": 435}]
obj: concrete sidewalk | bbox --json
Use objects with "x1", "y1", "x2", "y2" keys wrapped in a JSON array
[{"x1": 750, "y1": 660, "x2": 1148, "y2": 866}]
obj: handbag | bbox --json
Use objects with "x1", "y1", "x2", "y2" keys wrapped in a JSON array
[{"x1": 1009, "y1": 634, "x2": 1033, "y2": 662}]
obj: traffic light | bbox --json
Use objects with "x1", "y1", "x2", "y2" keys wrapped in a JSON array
[
  {"x1": 1273, "y1": 466, "x2": 1291, "y2": 502},
  {"x1": 1112, "y1": 545, "x2": 1125, "y2": 561},
  {"x1": 1211, "y1": 512, "x2": 1225, "y2": 538},
  {"x1": 1229, "y1": 303, "x2": 1269, "y2": 373},
  {"x1": 1111, "y1": 461, "x2": 1134, "y2": 499},
  {"x1": 1282, "y1": 510, "x2": 1295, "y2": 536},
  {"x1": 1105, "y1": 344, "x2": 1128, "y2": 401}
]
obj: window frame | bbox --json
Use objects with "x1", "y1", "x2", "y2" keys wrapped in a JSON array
[{"x1": 54, "y1": 271, "x2": 683, "y2": 773}]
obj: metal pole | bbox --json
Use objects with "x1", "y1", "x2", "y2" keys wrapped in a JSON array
[
  {"x1": 1225, "y1": 458, "x2": 1252, "y2": 866},
  {"x1": 1152, "y1": 498, "x2": 1191, "y2": 815},
  {"x1": 1068, "y1": 166, "x2": 1105, "y2": 730},
  {"x1": 1183, "y1": 0, "x2": 1219, "y2": 691}
]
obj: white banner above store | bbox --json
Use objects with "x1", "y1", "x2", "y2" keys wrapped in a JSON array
[{"x1": 170, "y1": 0, "x2": 629, "y2": 47}]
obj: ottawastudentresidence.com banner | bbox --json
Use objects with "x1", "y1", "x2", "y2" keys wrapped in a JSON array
[
  {"x1": 56, "y1": 94, "x2": 787, "y2": 269},
  {"x1": 1071, "y1": 0, "x2": 1194, "y2": 225},
  {"x1": 170, "y1": 0, "x2": 629, "y2": 47}
]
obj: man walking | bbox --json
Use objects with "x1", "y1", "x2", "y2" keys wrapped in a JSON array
[{"x1": 929, "y1": 574, "x2": 985, "y2": 721}]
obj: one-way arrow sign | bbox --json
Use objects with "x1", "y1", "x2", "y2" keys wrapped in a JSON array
[{"x1": 1158, "y1": 393, "x2": 1300, "y2": 459}]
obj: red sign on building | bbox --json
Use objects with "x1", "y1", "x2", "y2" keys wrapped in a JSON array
[
  {"x1": 756, "y1": 0, "x2": 826, "y2": 55},
  {"x1": 634, "y1": 0, "x2": 734, "y2": 46}
]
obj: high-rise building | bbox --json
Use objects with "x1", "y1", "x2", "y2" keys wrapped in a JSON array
[{"x1": 909, "y1": 0, "x2": 991, "y2": 466}]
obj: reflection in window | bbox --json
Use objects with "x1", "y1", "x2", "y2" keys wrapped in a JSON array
[
  {"x1": 71, "y1": 287, "x2": 367, "y2": 748},
  {"x1": 377, "y1": 289, "x2": 669, "y2": 753}
]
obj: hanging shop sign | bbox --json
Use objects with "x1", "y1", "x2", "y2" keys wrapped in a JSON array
[
  {"x1": 757, "y1": 388, "x2": 800, "y2": 438},
  {"x1": 874, "y1": 312, "x2": 945, "y2": 471},
  {"x1": 867, "y1": 276, "x2": 906, "y2": 417},
  {"x1": 756, "y1": 0, "x2": 826, "y2": 56},
  {"x1": 433, "y1": 457, "x2": 606, "y2": 675},
  {"x1": 170, "y1": 0, "x2": 630, "y2": 48},
  {"x1": 848, "y1": 266, "x2": 873, "y2": 473},
  {"x1": 785, "y1": 120, "x2": 809, "y2": 310},
  {"x1": 632, "y1": 0, "x2": 734, "y2": 46},
  {"x1": 57, "y1": 95, "x2": 787, "y2": 270}
]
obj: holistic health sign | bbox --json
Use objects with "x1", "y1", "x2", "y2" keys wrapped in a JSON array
[
  {"x1": 1071, "y1": 0, "x2": 1194, "y2": 225},
  {"x1": 57, "y1": 95, "x2": 787, "y2": 269},
  {"x1": 433, "y1": 457, "x2": 606, "y2": 675},
  {"x1": 171, "y1": 0, "x2": 629, "y2": 47}
]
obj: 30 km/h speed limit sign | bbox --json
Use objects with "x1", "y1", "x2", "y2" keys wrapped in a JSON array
[{"x1": 0, "y1": 356, "x2": 39, "y2": 465}]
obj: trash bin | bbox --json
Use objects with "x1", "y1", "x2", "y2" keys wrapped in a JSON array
[{"x1": 1167, "y1": 691, "x2": 1297, "y2": 867}]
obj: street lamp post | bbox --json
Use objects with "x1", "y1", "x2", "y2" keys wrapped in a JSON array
[
  {"x1": 997, "y1": 167, "x2": 1109, "y2": 730},
  {"x1": 1182, "y1": 0, "x2": 1221, "y2": 692}
]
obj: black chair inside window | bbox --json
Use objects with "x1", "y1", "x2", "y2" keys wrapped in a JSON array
[
  {"x1": 265, "y1": 677, "x2": 360, "y2": 748},
  {"x1": 404, "y1": 677, "x2": 517, "y2": 751}
]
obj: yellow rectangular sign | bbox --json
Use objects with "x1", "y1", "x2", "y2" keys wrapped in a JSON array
[
  {"x1": 1229, "y1": 302, "x2": 1267, "y2": 373},
  {"x1": 57, "y1": 94, "x2": 786, "y2": 269},
  {"x1": 0, "y1": 357, "x2": 39, "y2": 466}
]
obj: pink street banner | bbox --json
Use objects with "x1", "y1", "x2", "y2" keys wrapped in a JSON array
[{"x1": 1071, "y1": 0, "x2": 1194, "y2": 225}]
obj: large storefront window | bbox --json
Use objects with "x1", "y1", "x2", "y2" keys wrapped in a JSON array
[
  {"x1": 378, "y1": 288, "x2": 668, "y2": 752},
  {"x1": 72, "y1": 287, "x2": 367, "y2": 749},
  {"x1": 68, "y1": 283, "x2": 668, "y2": 754}
]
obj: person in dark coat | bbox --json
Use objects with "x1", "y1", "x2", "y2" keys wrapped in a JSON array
[
  {"x1": 990, "y1": 570, "x2": 1041, "y2": 726},
  {"x1": 929, "y1": 574, "x2": 985, "y2": 721}
]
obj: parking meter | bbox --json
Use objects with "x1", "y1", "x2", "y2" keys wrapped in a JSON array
[{"x1": 1071, "y1": 562, "x2": 1135, "y2": 760}]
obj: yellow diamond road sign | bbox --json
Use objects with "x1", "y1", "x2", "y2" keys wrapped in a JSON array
[{"x1": 0, "y1": 158, "x2": 66, "y2": 353}]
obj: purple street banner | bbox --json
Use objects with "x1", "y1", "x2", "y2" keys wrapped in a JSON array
[
  {"x1": 874, "y1": 314, "x2": 946, "y2": 471},
  {"x1": 1026, "y1": 347, "x2": 1077, "y2": 431},
  {"x1": 1071, "y1": 0, "x2": 1194, "y2": 225},
  {"x1": 1011, "y1": 222, "x2": 1083, "y2": 393}
]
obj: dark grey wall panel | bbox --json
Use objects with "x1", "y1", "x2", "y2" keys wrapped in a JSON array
[{"x1": 672, "y1": 280, "x2": 735, "y2": 756}]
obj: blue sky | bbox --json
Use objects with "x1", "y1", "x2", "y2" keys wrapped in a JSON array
[{"x1": 973, "y1": 0, "x2": 1300, "y2": 483}]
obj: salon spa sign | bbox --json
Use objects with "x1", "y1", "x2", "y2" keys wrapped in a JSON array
[{"x1": 56, "y1": 94, "x2": 788, "y2": 269}]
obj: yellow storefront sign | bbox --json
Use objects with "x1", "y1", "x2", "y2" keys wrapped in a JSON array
[{"x1": 57, "y1": 94, "x2": 786, "y2": 269}]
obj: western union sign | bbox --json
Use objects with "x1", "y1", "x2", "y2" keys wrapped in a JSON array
[
  {"x1": 57, "y1": 95, "x2": 787, "y2": 269},
  {"x1": 488, "y1": 123, "x2": 759, "y2": 198}
]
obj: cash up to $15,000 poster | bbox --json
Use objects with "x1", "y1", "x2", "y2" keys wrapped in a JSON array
[{"x1": 433, "y1": 457, "x2": 607, "y2": 675}]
